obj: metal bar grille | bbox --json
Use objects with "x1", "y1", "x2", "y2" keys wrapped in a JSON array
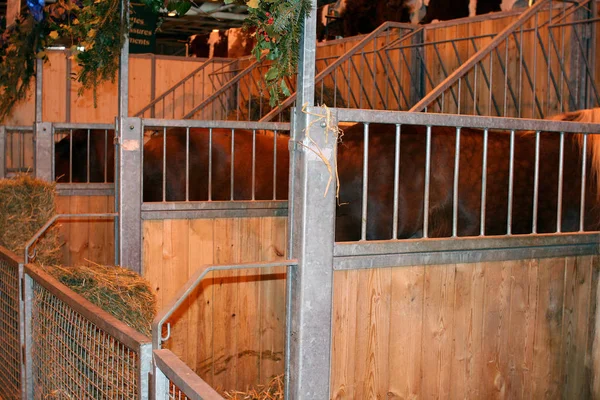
[
  {"x1": 141, "y1": 118, "x2": 290, "y2": 205},
  {"x1": 3, "y1": 126, "x2": 34, "y2": 176},
  {"x1": 52, "y1": 123, "x2": 115, "y2": 184},
  {"x1": 332, "y1": 107, "x2": 600, "y2": 242},
  {"x1": 0, "y1": 250, "x2": 22, "y2": 399}
]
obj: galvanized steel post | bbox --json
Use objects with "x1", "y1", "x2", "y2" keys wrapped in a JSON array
[
  {"x1": 117, "y1": 117, "x2": 142, "y2": 273},
  {"x1": 286, "y1": 0, "x2": 335, "y2": 397},
  {"x1": 35, "y1": 59, "x2": 43, "y2": 123},
  {"x1": 34, "y1": 122, "x2": 53, "y2": 182}
]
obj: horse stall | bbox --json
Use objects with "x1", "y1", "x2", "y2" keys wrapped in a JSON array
[
  {"x1": 2, "y1": 0, "x2": 600, "y2": 398},
  {"x1": 141, "y1": 1, "x2": 600, "y2": 398}
]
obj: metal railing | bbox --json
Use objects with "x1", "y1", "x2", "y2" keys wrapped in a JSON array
[
  {"x1": 24, "y1": 263, "x2": 152, "y2": 399},
  {"x1": 134, "y1": 58, "x2": 235, "y2": 120},
  {"x1": 412, "y1": 0, "x2": 600, "y2": 117},
  {"x1": 152, "y1": 260, "x2": 297, "y2": 399},
  {"x1": 140, "y1": 118, "x2": 291, "y2": 207},
  {"x1": 330, "y1": 106, "x2": 600, "y2": 241},
  {"x1": 52, "y1": 122, "x2": 116, "y2": 184}
]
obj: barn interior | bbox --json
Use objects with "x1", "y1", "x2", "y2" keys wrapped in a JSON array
[{"x1": 2, "y1": 0, "x2": 600, "y2": 399}]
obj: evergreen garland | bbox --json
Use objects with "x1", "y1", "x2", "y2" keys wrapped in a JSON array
[
  {"x1": 0, "y1": 0, "x2": 311, "y2": 120},
  {"x1": 0, "y1": 0, "x2": 124, "y2": 120},
  {"x1": 244, "y1": 0, "x2": 312, "y2": 106},
  {"x1": 0, "y1": 15, "x2": 48, "y2": 121}
]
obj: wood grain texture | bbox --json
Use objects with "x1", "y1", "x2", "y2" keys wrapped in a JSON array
[
  {"x1": 142, "y1": 216, "x2": 288, "y2": 393},
  {"x1": 330, "y1": 256, "x2": 599, "y2": 399},
  {"x1": 54, "y1": 194, "x2": 115, "y2": 267}
]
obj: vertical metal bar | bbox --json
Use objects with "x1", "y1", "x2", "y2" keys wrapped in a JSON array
[
  {"x1": 579, "y1": 133, "x2": 588, "y2": 232},
  {"x1": 252, "y1": 130, "x2": 256, "y2": 200},
  {"x1": 423, "y1": 125, "x2": 432, "y2": 238},
  {"x1": 230, "y1": 128, "x2": 235, "y2": 201},
  {"x1": 104, "y1": 129, "x2": 108, "y2": 183},
  {"x1": 35, "y1": 59, "x2": 43, "y2": 123},
  {"x1": 118, "y1": 117, "x2": 143, "y2": 273},
  {"x1": 35, "y1": 122, "x2": 53, "y2": 182},
  {"x1": 86, "y1": 129, "x2": 91, "y2": 183},
  {"x1": 68, "y1": 129, "x2": 73, "y2": 183},
  {"x1": 208, "y1": 128, "x2": 213, "y2": 201},
  {"x1": 480, "y1": 129, "x2": 489, "y2": 236},
  {"x1": 507, "y1": 130, "x2": 516, "y2": 235},
  {"x1": 118, "y1": 0, "x2": 129, "y2": 121},
  {"x1": 185, "y1": 127, "x2": 190, "y2": 202},
  {"x1": 452, "y1": 127, "x2": 461, "y2": 237},
  {"x1": 153, "y1": 362, "x2": 170, "y2": 399},
  {"x1": 532, "y1": 131, "x2": 541, "y2": 233},
  {"x1": 162, "y1": 127, "x2": 166, "y2": 202},
  {"x1": 556, "y1": 131, "x2": 565, "y2": 232},
  {"x1": 0, "y1": 126, "x2": 5, "y2": 178},
  {"x1": 392, "y1": 124, "x2": 401, "y2": 239},
  {"x1": 288, "y1": 0, "x2": 334, "y2": 394},
  {"x1": 18, "y1": 128, "x2": 23, "y2": 172},
  {"x1": 361, "y1": 123, "x2": 369, "y2": 241}
]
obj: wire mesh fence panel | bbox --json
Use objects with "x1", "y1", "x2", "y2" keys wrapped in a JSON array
[
  {"x1": 30, "y1": 281, "x2": 141, "y2": 398},
  {"x1": 0, "y1": 250, "x2": 22, "y2": 399},
  {"x1": 169, "y1": 381, "x2": 191, "y2": 400}
]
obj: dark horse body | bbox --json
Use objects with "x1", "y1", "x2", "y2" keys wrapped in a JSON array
[{"x1": 55, "y1": 110, "x2": 600, "y2": 242}]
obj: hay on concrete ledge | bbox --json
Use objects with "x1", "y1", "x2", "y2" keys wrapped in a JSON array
[
  {"x1": 0, "y1": 174, "x2": 62, "y2": 265},
  {"x1": 41, "y1": 264, "x2": 156, "y2": 336},
  {"x1": 223, "y1": 375, "x2": 284, "y2": 400}
]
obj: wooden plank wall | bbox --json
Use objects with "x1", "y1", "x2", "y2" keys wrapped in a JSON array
[
  {"x1": 0, "y1": 53, "x2": 229, "y2": 125},
  {"x1": 330, "y1": 255, "x2": 600, "y2": 399},
  {"x1": 54, "y1": 195, "x2": 115, "y2": 267},
  {"x1": 142, "y1": 216, "x2": 288, "y2": 393}
]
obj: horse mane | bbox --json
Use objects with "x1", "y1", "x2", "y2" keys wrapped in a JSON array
[{"x1": 549, "y1": 107, "x2": 600, "y2": 199}]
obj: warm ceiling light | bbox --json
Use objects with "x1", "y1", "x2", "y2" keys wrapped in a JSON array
[
  {"x1": 167, "y1": 10, "x2": 177, "y2": 16},
  {"x1": 212, "y1": 29, "x2": 219, "y2": 32}
]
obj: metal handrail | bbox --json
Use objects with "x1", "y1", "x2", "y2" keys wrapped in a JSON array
[
  {"x1": 152, "y1": 259, "x2": 298, "y2": 349},
  {"x1": 133, "y1": 58, "x2": 233, "y2": 118},
  {"x1": 409, "y1": 0, "x2": 549, "y2": 112},
  {"x1": 24, "y1": 213, "x2": 118, "y2": 264},
  {"x1": 182, "y1": 55, "x2": 267, "y2": 119}
]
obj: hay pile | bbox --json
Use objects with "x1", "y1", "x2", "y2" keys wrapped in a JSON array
[
  {"x1": 0, "y1": 174, "x2": 156, "y2": 337},
  {"x1": 223, "y1": 375, "x2": 284, "y2": 400},
  {"x1": 0, "y1": 174, "x2": 62, "y2": 265},
  {"x1": 41, "y1": 264, "x2": 156, "y2": 336}
]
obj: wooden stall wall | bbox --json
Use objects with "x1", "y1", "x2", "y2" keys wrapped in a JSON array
[
  {"x1": 330, "y1": 255, "x2": 600, "y2": 399},
  {"x1": 143, "y1": 216, "x2": 288, "y2": 393},
  {"x1": 0, "y1": 52, "x2": 231, "y2": 125},
  {"x1": 54, "y1": 194, "x2": 115, "y2": 267}
]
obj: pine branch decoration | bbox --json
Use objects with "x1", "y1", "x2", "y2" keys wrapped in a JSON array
[{"x1": 243, "y1": 0, "x2": 312, "y2": 107}]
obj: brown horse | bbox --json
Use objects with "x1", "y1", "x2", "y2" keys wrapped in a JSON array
[
  {"x1": 54, "y1": 129, "x2": 115, "y2": 183},
  {"x1": 54, "y1": 109, "x2": 600, "y2": 242},
  {"x1": 336, "y1": 112, "x2": 600, "y2": 241}
]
